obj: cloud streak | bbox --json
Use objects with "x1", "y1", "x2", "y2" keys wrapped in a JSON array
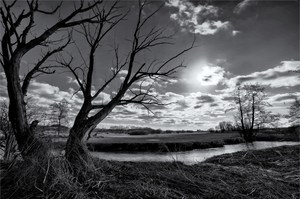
[{"x1": 227, "y1": 61, "x2": 300, "y2": 88}]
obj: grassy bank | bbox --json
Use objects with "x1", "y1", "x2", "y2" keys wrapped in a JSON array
[{"x1": 1, "y1": 145, "x2": 299, "y2": 198}]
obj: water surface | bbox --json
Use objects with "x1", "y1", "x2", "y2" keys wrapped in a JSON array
[{"x1": 91, "y1": 141, "x2": 300, "y2": 165}]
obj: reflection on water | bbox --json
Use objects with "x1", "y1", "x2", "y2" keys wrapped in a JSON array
[{"x1": 91, "y1": 141, "x2": 300, "y2": 165}]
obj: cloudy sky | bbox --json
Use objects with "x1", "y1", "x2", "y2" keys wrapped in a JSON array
[{"x1": 0, "y1": 0, "x2": 299, "y2": 130}]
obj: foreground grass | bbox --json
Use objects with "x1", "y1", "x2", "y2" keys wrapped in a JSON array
[{"x1": 1, "y1": 145, "x2": 299, "y2": 199}]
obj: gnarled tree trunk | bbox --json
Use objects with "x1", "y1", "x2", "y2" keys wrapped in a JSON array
[
  {"x1": 65, "y1": 124, "x2": 96, "y2": 170},
  {"x1": 4, "y1": 63, "x2": 48, "y2": 159},
  {"x1": 65, "y1": 102, "x2": 115, "y2": 169}
]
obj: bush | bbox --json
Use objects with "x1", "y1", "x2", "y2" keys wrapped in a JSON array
[
  {"x1": 224, "y1": 138, "x2": 244, "y2": 144},
  {"x1": 128, "y1": 131, "x2": 149, "y2": 135}
]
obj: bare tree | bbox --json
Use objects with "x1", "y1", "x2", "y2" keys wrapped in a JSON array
[
  {"x1": 50, "y1": 99, "x2": 69, "y2": 136},
  {"x1": 287, "y1": 97, "x2": 300, "y2": 127},
  {"x1": 0, "y1": 0, "x2": 103, "y2": 158},
  {"x1": 234, "y1": 83, "x2": 270, "y2": 142},
  {"x1": 60, "y1": 1, "x2": 194, "y2": 166}
]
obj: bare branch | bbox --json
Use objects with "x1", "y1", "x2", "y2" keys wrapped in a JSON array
[
  {"x1": 18, "y1": 1, "x2": 102, "y2": 56},
  {"x1": 36, "y1": 2, "x2": 62, "y2": 15},
  {"x1": 58, "y1": 56, "x2": 86, "y2": 94}
]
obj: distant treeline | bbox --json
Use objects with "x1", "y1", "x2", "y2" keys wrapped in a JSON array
[
  {"x1": 35, "y1": 125, "x2": 299, "y2": 136},
  {"x1": 93, "y1": 126, "x2": 300, "y2": 136}
]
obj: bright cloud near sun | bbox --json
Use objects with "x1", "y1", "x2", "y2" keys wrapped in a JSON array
[
  {"x1": 196, "y1": 65, "x2": 226, "y2": 86},
  {"x1": 183, "y1": 62, "x2": 227, "y2": 88}
]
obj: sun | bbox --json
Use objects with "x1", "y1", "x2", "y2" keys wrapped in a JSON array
[
  {"x1": 181, "y1": 61, "x2": 227, "y2": 92},
  {"x1": 196, "y1": 65, "x2": 225, "y2": 86}
]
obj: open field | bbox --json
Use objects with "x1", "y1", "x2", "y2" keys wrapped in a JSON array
[
  {"x1": 1, "y1": 145, "x2": 299, "y2": 199},
  {"x1": 89, "y1": 132, "x2": 240, "y2": 144},
  {"x1": 86, "y1": 132, "x2": 244, "y2": 152}
]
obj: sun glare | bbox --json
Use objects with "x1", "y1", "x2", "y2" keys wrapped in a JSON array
[
  {"x1": 197, "y1": 65, "x2": 225, "y2": 86},
  {"x1": 184, "y1": 62, "x2": 226, "y2": 88}
]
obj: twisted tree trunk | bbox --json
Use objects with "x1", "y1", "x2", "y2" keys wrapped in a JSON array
[
  {"x1": 65, "y1": 101, "x2": 117, "y2": 169},
  {"x1": 4, "y1": 61, "x2": 48, "y2": 159},
  {"x1": 65, "y1": 124, "x2": 95, "y2": 170}
]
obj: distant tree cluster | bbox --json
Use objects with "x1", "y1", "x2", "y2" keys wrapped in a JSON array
[{"x1": 218, "y1": 121, "x2": 234, "y2": 132}]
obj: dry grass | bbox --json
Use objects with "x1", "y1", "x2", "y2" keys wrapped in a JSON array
[{"x1": 1, "y1": 145, "x2": 299, "y2": 199}]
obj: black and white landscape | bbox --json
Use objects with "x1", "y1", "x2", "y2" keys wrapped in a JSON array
[{"x1": 0, "y1": 0, "x2": 299, "y2": 198}]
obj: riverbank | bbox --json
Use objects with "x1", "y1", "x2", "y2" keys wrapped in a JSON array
[
  {"x1": 49, "y1": 128, "x2": 300, "y2": 153},
  {"x1": 1, "y1": 145, "x2": 299, "y2": 198}
]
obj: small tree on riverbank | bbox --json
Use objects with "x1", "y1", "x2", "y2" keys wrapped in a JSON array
[{"x1": 233, "y1": 83, "x2": 278, "y2": 142}]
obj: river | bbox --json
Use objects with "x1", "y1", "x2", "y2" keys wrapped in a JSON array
[{"x1": 91, "y1": 141, "x2": 300, "y2": 165}]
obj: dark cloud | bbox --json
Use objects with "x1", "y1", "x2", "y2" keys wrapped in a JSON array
[
  {"x1": 163, "y1": 119, "x2": 176, "y2": 124},
  {"x1": 197, "y1": 95, "x2": 215, "y2": 104},
  {"x1": 207, "y1": 113, "x2": 224, "y2": 117},
  {"x1": 222, "y1": 96, "x2": 235, "y2": 101},
  {"x1": 146, "y1": 104, "x2": 168, "y2": 110},
  {"x1": 138, "y1": 115, "x2": 160, "y2": 121},
  {"x1": 194, "y1": 105, "x2": 202, "y2": 109},
  {"x1": 174, "y1": 99, "x2": 189, "y2": 111},
  {"x1": 181, "y1": 119, "x2": 192, "y2": 124},
  {"x1": 119, "y1": 109, "x2": 137, "y2": 115},
  {"x1": 275, "y1": 95, "x2": 298, "y2": 102},
  {"x1": 236, "y1": 76, "x2": 256, "y2": 84},
  {"x1": 210, "y1": 103, "x2": 219, "y2": 107}
]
